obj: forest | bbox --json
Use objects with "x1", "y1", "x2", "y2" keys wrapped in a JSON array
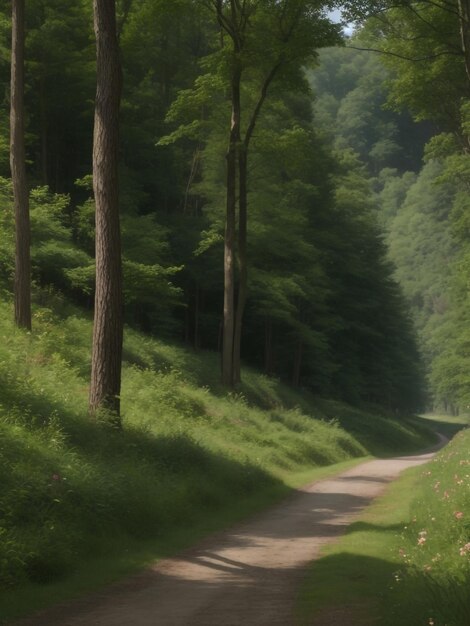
[
  {"x1": 1, "y1": 1, "x2": 470, "y2": 625},
  {"x1": 0, "y1": 0, "x2": 430, "y2": 414}
]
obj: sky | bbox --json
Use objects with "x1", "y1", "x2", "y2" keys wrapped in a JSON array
[{"x1": 328, "y1": 8, "x2": 355, "y2": 36}]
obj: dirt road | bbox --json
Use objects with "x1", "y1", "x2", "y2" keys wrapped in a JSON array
[{"x1": 16, "y1": 439, "x2": 446, "y2": 626}]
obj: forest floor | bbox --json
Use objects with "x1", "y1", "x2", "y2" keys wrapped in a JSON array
[{"x1": 13, "y1": 435, "x2": 447, "y2": 626}]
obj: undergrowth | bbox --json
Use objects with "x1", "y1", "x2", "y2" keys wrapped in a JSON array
[
  {"x1": 298, "y1": 422, "x2": 469, "y2": 626},
  {"x1": 385, "y1": 428, "x2": 470, "y2": 626},
  {"x1": 0, "y1": 292, "x2": 434, "y2": 619}
]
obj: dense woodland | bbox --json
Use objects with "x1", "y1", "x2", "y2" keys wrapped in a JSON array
[
  {"x1": 1, "y1": 2, "x2": 470, "y2": 622},
  {"x1": 1, "y1": 0, "x2": 470, "y2": 418},
  {"x1": 0, "y1": 0, "x2": 443, "y2": 416}
]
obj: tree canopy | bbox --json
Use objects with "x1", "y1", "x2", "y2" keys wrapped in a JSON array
[{"x1": 0, "y1": 0, "x2": 437, "y2": 413}]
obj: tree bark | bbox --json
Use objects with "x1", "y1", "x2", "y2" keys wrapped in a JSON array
[
  {"x1": 214, "y1": 1, "x2": 284, "y2": 387},
  {"x1": 10, "y1": 0, "x2": 31, "y2": 331},
  {"x1": 233, "y1": 144, "x2": 247, "y2": 384},
  {"x1": 232, "y1": 63, "x2": 281, "y2": 385},
  {"x1": 89, "y1": 0, "x2": 123, "y2": 423},
  {"x1": 458, "y1": 0, "x2": 470, "y2": 88},
  {"x1": 222, "y1": 62, "x2": 241, "y2": 388}
]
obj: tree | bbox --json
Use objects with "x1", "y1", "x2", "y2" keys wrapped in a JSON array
[
  {"x1": 10, "y1": 0, "x2": 31, "y2": 330},
  {"x1": 347, "y1": 1, "x2": 470, "y2": 411},
  {"x1": 201, "y1": 0, "x2": 339, "y2": 387},
  {"x1": 343, "y1": 1, "x2": 468, "y2": 126},
  {"x1": 88, "y1": 0, "x2": 123, "y2": 423}
]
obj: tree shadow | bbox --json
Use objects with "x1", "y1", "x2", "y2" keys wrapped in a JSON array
[
  {"x1": 6, "y1": 537, "x2": 407, "y2": 626},
  {"x1": 298, "y1": 552, "x2": 404, "y2": 625}
]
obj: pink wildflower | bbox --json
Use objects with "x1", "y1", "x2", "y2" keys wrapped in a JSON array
[{"x1": 454, "y1": 511, "x2": 464, "y2": 519}]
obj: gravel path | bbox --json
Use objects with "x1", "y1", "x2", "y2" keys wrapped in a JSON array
[{"x1": 15, "y1": 437, "x2": 446, "y2": 626}]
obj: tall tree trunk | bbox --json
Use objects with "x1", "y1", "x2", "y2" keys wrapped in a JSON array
[
  {"x1": 89, "y1": 0, "x2": 123, "y2": 423},
  {"x1": 233, "y1": 144, "x2": 248, "y2": 384},
  {"x1": 458, "y1": 0, "x2": 470, "y2": 88},
  {"x1": 222, "y1": 62, "x2": 241, "y2": 388},
  {"x1": 232, "y1": 64, "x2": 281, "y2": 385},
  {"x1": 10, "y1": 0, "x2": 31, "y2": 331}
]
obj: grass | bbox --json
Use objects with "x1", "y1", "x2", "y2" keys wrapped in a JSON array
[
  {"x1": 298, "y1": 419, "x2": 470, "y2": 626},
  {"x1": 416, "y1": 412, "x2": 470, "y2": 439},
  {"x1": 0, "y1": 291, "x2": 435, "y2": 621}
]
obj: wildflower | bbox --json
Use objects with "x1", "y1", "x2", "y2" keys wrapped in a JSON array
[
  {"x1": 443, "y1": 491, "x2": 450, "y2": 500},
  {"x1": 454, "y1": 511, "x2": 464, "y2": 519},
  {"x1": 429, "y1": 619, "x2": 434, "y2": 625},
  {"x1": 52, "y1": 474, "x2": 61, "y2": 481},
  {"x1": 418, "y1": 537, "x2": 427, "y2": 545}
]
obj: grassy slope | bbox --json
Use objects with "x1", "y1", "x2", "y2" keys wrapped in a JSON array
[
  {"x1": 0, "y1": 293, "x2": 434, "y2": 620},
  {"x1": 298, "y1": 415, "x2": 470, "y2": 626}
]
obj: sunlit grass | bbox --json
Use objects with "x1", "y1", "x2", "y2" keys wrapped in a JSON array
[
  {"x1": 298, "y1": 426, "x2": 470, "y2": 626},
  {"x1": 0, "y1": 295, "x2": 435, "y2": 620}
]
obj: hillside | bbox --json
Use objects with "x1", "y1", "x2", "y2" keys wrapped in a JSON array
[{"x1": 0, "y1": 292, "x2": 433, "y2": 620}]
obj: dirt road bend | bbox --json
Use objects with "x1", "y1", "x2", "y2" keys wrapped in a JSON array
[{"x1": 16, "y1": 437, "x2": 446, "y2": 626}]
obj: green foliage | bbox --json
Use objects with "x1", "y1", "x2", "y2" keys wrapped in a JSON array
[
  {"x1": 298, "y1": 422, "x2": 470, "y2": 626},
  {"x1": 0, "y1": 176, "x2": 183, "y2": 331},
  {"x1": 0, "y1": 179, "x2": 92, "y2": 290},
  {"x1": 0, "y1": 1, "x2": 453, "y2": 613},
  {"x1": 384, "y1": 430, "x2": 470, "y2": 625},
  {"x1": 0, "y1": 294, "x2": 430, "y2": 610},
  {"x1": 0, "y1": 0, "x2": 427, "y2": 409},
  {"x1": 307, "y1": 46, "x2": 430, "y2": 175},
  {"x1": 360, "y1": 2, "x2": 467, "y2": 129},
  {"x1": 308, "y1": 33, "x2": 470, "y2": 413}
]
